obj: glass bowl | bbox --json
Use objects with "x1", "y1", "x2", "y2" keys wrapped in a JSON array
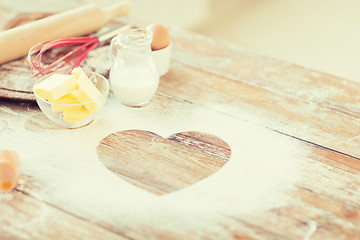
[{"x1": 33, "y1": 71, "x2": 109, "y2": 128}]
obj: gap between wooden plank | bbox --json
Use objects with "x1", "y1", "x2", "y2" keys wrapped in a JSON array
[
  {"x1": 272, "y1": 129, "x2": 360, "y2": 162},
  {"x1": 158, "y1": 90, "x2": 360, "y2": 164},
  {"x1": 174, "y1": 59, "x2": 360, "y2": 121},
  {"x1": 13, "y1": 187, "x2": 132, "y2": 240}
]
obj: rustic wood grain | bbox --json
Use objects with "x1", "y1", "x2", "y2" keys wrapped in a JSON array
[
  {"x1": 97, "y1": 130, "x2": 230, "y2": 195},
  {"x1": 293, "y1": 187, "x2": 360, "y2": 223},
  {"x1": 1, "y1": 91, "x2": 360, "y2": 239},
  {"x1": 166, "y1": 29, "x2": 360, "y2": 160},
  {"x1": 0, "y1": 88, "x2": 35, "y2": 102},
  {"x1": 167, "y1": 131, "x2": 232, "y2": 160},
  {"x1": 0, "y1": 178, "x2": 128, "y2": 240},
  {"x1": 237, "y1": 200, "x2": 360, "y2": 240},
  {"x1": 159, "y1": 59, "x2": 360, "y2": 161},
  {"x1": 1, "y1": 3, "x2": 360, "y2": 240}
]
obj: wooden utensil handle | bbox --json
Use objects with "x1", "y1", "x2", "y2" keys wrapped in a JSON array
[
  {"x1": 0, "y1": 2, "x2": 132, "y2": 65},
  {"x1": 103, "y1": 2, "x2": 132, "y2": 20}
]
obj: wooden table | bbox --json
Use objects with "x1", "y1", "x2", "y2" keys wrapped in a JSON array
[{"x1": 0, "y1": 2, "x2": 359, "y2": 240}]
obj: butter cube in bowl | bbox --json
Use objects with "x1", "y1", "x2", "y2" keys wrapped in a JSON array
[{"x1": 33, "y1": 67, "x2": 109, "y2": 128}]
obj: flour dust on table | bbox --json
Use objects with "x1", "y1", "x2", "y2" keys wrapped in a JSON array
[
  {"x1": 0, "y1": 93, "x2": 308, "y2": 233},
  {"x1": 0, "y1": 119, "x2": 8, "y2": 133}
]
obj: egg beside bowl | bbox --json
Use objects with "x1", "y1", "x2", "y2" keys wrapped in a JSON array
[{"x1": 146, "y1": 23, "x2": 172, "y2": 76}]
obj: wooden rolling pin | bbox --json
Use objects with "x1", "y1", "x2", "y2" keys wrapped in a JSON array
[{"x1": 0, "y1": 2, "x2": 132, "y2": 64}]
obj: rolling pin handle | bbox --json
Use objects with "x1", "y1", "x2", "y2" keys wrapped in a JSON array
[{"x1": 103, "y1": 2, "x2": 132, "y2": 20}]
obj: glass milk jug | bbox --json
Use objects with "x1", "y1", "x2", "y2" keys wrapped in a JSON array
[{"x1": 109, "y1": 29, "x2": 159, "y2": 107}]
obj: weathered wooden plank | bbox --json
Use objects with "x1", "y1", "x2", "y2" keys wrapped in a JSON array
[
  {"x1": 1, "y1": 92, "x2": 359, "y2": 239},
  {"x1": 0, "y1": 52, "x2": 358, "y2": 239},
  {"x1": 293, "y1": 187, "x2": 360, "y2": 224},
  {"x1": 11, "y1": 168, "x2": 299, "y2": 240},
  {"x1": 170, "y1": 28, "x2": 360, "y2": 118},
  {"x1": 225, "y1": 149, "x2": 360, "y2": 240},
  {"x1": 0, "y1": 88, "x2": 34, "y2": 102},
  {"x1": 167, "y1": 131, "x2": 231, "y2": 160},
  {"x1": 234, "y1": 200, "x2": 360, "y2": 240},
  {"x1": 0, "y1": 5, "x2": 359, "y2": 240},
  {"x1": 309, "y1": 145, "x2": 360, "y2": 173},
  {"x1": 162, "y1": 28, "x2": 360, "y2": 159},
  {"x1": 0, "y1": 181, "x2": 128, "y2": 240},
  {"x1": 97, "y1": 129, "x2": 229, "y2": 195},
  {"x1": 6, "y1": 176, "x2": 306, "y2": 240},
  {"x1": 159, "y1": 60, "x2": 360, "y2": 160},
  {"x1": 15, "y1": 171, "x2": 359, "y2": 240}
]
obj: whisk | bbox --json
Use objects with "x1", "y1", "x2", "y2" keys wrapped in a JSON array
[{"x1": 28, "y1": 24, "x2": 131, "y2": 77}]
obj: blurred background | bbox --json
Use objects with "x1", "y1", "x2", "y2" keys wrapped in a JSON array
[
  {"x1": 1, "y1": 0, "x2": 359, "y2": 82},
  {"x1": 129, "y1": 0, "x2": 359, "y2": 82}
]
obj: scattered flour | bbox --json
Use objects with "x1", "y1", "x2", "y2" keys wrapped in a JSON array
[
  {"x1": 0, "y1": 92, "x2": 308, "y2": 234},
  {"x1": 0, "y1": 191, "x2": 13, "y2": 202},
  {"x1": 0, "y1": 119, "x2": 8, "y2": 133},
  {"x1": 303, "y1": 221, "x2": 317, "y2": 240}
]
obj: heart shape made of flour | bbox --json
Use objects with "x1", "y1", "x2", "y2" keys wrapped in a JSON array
[{"x1": 97, "y1": 130, "x2": 231, "y2": 195}]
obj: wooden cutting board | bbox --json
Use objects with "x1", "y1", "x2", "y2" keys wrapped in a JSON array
[{"x1": 0, "y1": 12, "x2": 117, "y2": 102}]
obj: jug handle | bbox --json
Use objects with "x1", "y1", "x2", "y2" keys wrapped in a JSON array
[{"x1": 110, "y1": 36, "x2": 119, "y2": 65}]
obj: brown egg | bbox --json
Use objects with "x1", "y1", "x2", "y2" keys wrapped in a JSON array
[
  {"x1": 146, "y1": 23, "x2": 171, "y2": 50},
  {"x1": 0, "y1": 150, "x2": 20, "y2": 193}
]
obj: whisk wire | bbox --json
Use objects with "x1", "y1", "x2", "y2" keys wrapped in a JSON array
[
  {"x1": 28, "y1": 36, "x2": 99, "y2": 77},
  {"x1": 28, "y1": 24, "x2": 132, "y2": 77},
  {"x1": 39, "y1": 39, "x2": 98, "y2": 74}
]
